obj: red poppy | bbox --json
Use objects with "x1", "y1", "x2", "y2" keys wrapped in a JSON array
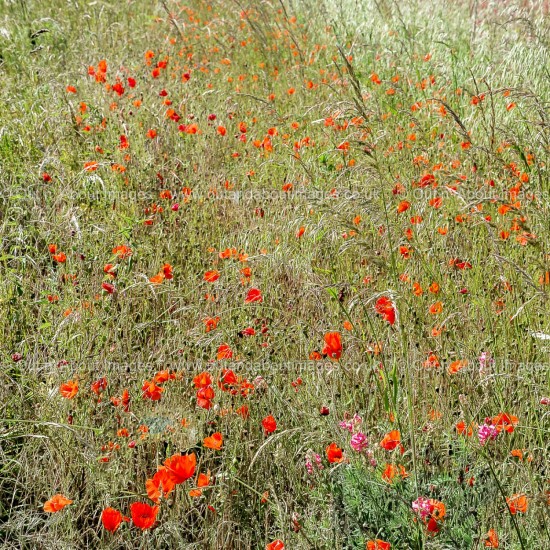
[
  {"x1": 375, "y1": 296, "x2": 396, "y2": 325},
  {"x1": 245, "y1": 288, "x2": 263, "y2": 303},
  {"x1": 262, "y1": 415, "x2": 277, "y2": 434},
  {"x1": 101, "y1": 507, "x2": 127, "y2": 532},
  {"x1": 141, "y1": 380, "x2": 163, "y2": 401},
  {"x1": 204, "y1": 270, "x2": 220, "y2": 282},
  {"x1": 326, "y1": 443, "x2": 344, "y2": 463},
  {"x1": 164, "y1": 453, "x2": 196, "y2": 484},
  {"x1": 367, "y1": 540, "x2": 391, "y2": 550},
  {"x1": 197, "y1": 385, "x2": 215, "y2": 409},
  {"x1": 193, "y1": 372, "x2": 212, "y2": 388},
  {"x1": 130, "y1": 502, "x2": 159, "y2": 530},
  {"x1": 266, "y1": 541, "x2": 284, "y2": 550},
  {"x1": 322, "y1": 332, "x2": 342, "y2": 360},
  {"x1": 91, "y1": 377, "x2": 107, "y2": 396}
]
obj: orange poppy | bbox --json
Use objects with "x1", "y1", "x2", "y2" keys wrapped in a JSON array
[
  {"x1": 382, "y1": 463, "x2": 408, "y2": 483},
  {"x1": 380, "y1": 430, "x2": 401, "y2": 451},
  {"x1": 506, "y1": 493, "x2": 528, "y2": 514},
  {"x1": 492, "y1": 413, "x2": 519, "y2": 433},
  {"x1": 203, "y1": 432, "x2": 223, "y2": 450},
  {"x1": 146, "y1": 467, "x2": 176, "y2": 503},
  {"x1": 60, "y1": 380, "x2": 78, "y2": 399},
  {"x1": 484, "y1": 529, "x2": 499, "y2": 547},
  {"x1": 448, "y1": 360, "x2": 468, "y2": 374},
  {"x1": 141, "y1": 380, "x2": 163, "y2": 401},
  {"x1": 217, "y1": 343, "x2": 233, "y2": 360},
  {"x1": 189, "y1": 472, "x2": 211, "y2": 498},
  {"x1": 193, "y1": 372, "x2": 212, "y2": 388},
  {"x1": 44, "y1": 494, "x2": 73, "y2": 513}
]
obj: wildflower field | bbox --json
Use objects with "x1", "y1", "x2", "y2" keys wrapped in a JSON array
[{"x1": 0, "y1": 0, "x2": 549, "y2": 548}]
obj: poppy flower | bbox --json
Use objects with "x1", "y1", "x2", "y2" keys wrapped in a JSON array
[
  {"x1": 101, "y1": 507, "x2": 127, "y2": 532},
  {"x1": 380, "y1": 430, "x2": 401, "y2": 451},
  {"x1": 492, "y1": 413, "x2": 519, "y2": 433},
  {"x1": 60, "y1": 380, "x2": 78, "y2": 399},
  {"x1": 162, "y1": 263, "x2": 173, "y2": 280},
  {"x1": 326, "y1": 443, "x2": 344, "y2": 463},
  {"x1": 484, "y1": 529, "x2": 499, "y2": 547},
  {"x1": 204, "y1": 270, "x2": 220, "y2": 282},
  {"x1": 197, "y1": 385, "x2": 215, "y2": 409},
  {"x1": 203, "y1": 432, "x2": 223, "y2": 450},
  {"x1": 146, "y1": 467, "x2": 176, "y2": 503},
  {"x1": 266, "y1": 541, "x2": 284, "y2": 550},
  {"x1": 322, "y1": 331, "x2": 342, "y2": 360},
  {"x1": 367, "y1": 540, "x2": 391, "y2": 550},
  {"x1": 189, "y1": 472, "x2": 210, "y2": 497},
  {"x1": 397, "y1": 200, "x2": 410, "y2": 213},
  {"x1": 506, "y1": 493, "x2": 528, "y2": 514},
  {"x1": 141, "y1": 380, "x2": 163, "y2": 401},
  {"x1": 456, "y1": 421, "x2": 474, "y2": 436},
  {"x1": 375, "y1": 297, "x2": 396, "y2": 325},
  {"x1": 91, "y1": 377, "x2": 107, "y2": 396},
  {"x1": 382, "y1": 463, "x2": 408, "y2": 484},
  {"x1": 448, "y1": 359, "x2": 468, "y2": 374},
  {"x1": 217, "y1": 344, "x2": 233, "y2": 360},
  {"x1": 52, "y1": 252, "x2": 67, "y2": 263},
  {"x1": 245, "y1": 288, "x2": 263, "y2": 303},
  {"x1": 262, "y1": 415, "x2": 277, "y2": 434},
  {"x1": 102, "y1": 282, "x2": 115, "y2": 294},
  {"x1": 193, "y1": 372, "x2": 212, "y2": 388},
  {"x1": 130, "y1": 502, "x2": 159, "y2": 530},
  {"x1": 163, "y1": 453, "x2": 196, "y2": 485},
  {"x1": 43, "y1": 494, "x2": 73, "y2": 513}
]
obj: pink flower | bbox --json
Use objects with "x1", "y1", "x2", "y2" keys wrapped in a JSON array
[
  {"x1": 478, "y1": 422, "x2": 498, "y2": 445},
  {"x1": 412, "y1": 497, "x2": 433, "y2": 520},
  {"x1": 478, "y1": 352, "x2": 494, "y2": 376},
  {"x1": 350, "y1": 432, "x2": 368, "y2": 452}
]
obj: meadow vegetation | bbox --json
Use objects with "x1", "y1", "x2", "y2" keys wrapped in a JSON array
[{"x1": 0, "y1": 0, "x2": 549, "y2": 548}]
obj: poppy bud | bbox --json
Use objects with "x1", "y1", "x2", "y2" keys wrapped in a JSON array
[{"x1": 320, "y1": 406, "x2": 330, "y2": 416}]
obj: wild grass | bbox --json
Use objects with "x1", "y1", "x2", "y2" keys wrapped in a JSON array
[{"x1": 0, "y1": 0, "x2": 549, "y2": 548}]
